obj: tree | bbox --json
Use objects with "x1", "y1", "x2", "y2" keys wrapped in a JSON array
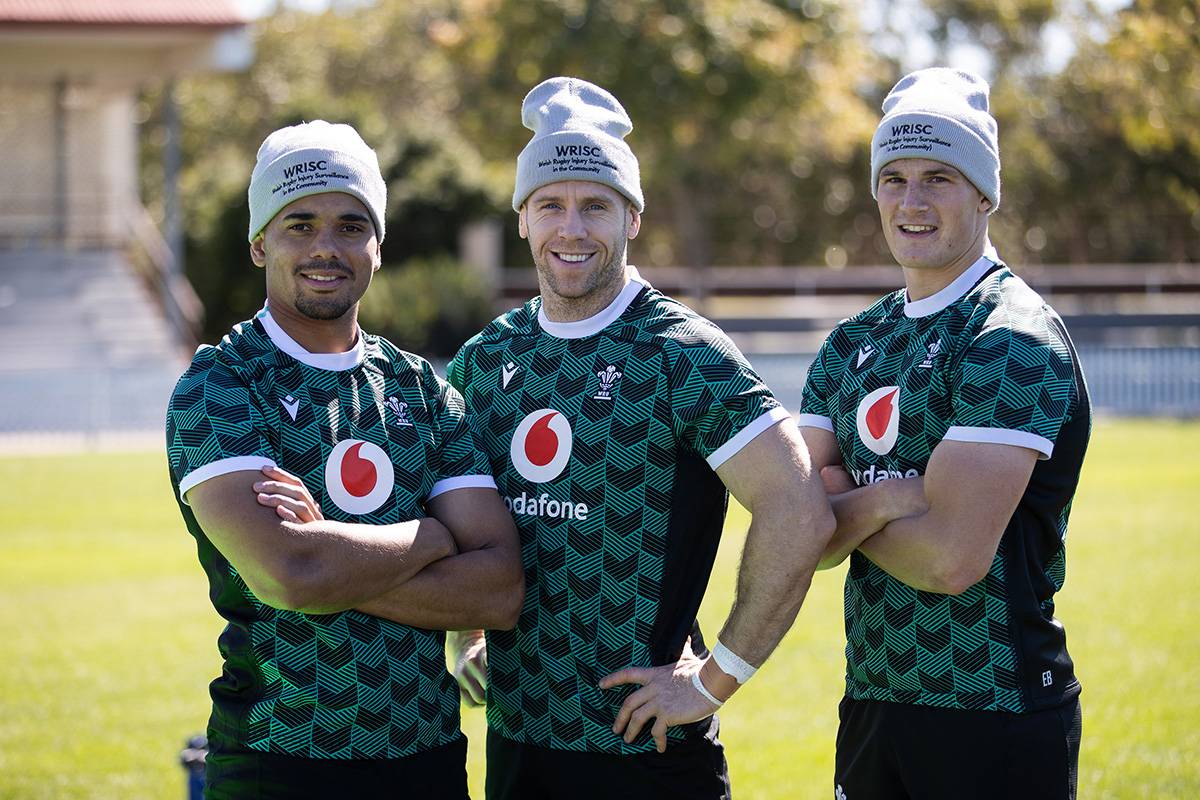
[
  {"x1": 996, "y1": 0, "x2": 1200, "y2": 263},
  {"x1": 443, "y1": 0, "x2": 886, "y2": 270},
  {"x1": 142, "y1": 1, "x2": 505, "y2": 351}
]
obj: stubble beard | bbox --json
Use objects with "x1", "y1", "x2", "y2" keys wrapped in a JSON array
[
  {"x1": 291, "y1": 260, "x2": 360, "y2": 321},
  {"x1": 535, "y1": 221, "x2": 629, "y2": 317},
  {"x1": 294, "y1": 294, "x2": 356, "y2": 321}
]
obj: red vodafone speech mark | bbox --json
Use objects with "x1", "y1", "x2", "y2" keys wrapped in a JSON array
[
  {"x1": 510, "y1": 409, "x2": 573, "y2": 483},
  {"x1": 525, "y1": 412, "x2": 559, "y2": 467},
  {"x1": 341, "y1": 442, "x2": 378, "y2": 497},
  {"x1": 866, "y1": 388, "x2": 899, "y2": 439}
]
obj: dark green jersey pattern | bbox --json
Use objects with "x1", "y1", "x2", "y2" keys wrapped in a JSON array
[
  {"x1": 166, "y1": 308, "x2": 493, "y2": 760},
  {"x1": 448, "y1": 271, "x2": 788, "y2": 754},
  {"x1": 799, "y1": 257, "x2": 1090, "y2": 713}
]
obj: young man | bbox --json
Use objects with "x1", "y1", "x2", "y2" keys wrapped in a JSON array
[
  {"x1": 165, "y1": 121, "x2": 522, "y2": 799},
  {"x1": 446, "y1": 77, "x2": 835, "y2": 800},
  {"x1": 798, "y1": 69, "x2": 1091, "y2": 799}
]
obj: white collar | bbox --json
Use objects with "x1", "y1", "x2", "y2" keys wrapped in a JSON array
[
  {"x1": 903, "y1": 254, "x2": 999, "y2": 318},
  {"x1": 536, "y1": 266, "x2": 649, "y2": 339},
  {"x1": 256, "y1": 306, "x2": 365, "y2": 371}
]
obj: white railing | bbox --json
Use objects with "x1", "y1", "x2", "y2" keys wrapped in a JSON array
[
  {"x1": 0, "y1": 347, "x2": 1194, "y2": 447},
  {"x1": 737, "y1": 347, "x2": 1200, "y2": 418},
  {"x1": 126, "y1": 203, "x2": 203, "y2": 352}
]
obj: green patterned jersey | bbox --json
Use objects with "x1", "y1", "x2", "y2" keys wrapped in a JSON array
[
  {"x1": 799, "y1": 256, "x2": 1090, "y2": 713},
  {"x1": 448, "y1": 268, "x2": 788, "y2": 753},
  {"x1": 166, "y1": 307, "x2": 494, "y2": 759}
]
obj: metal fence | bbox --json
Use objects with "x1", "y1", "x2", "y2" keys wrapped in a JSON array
[
  {"x1": 750, "y1": 346, "x2": 1200, "y2": 417},
  {"x1": 1075, "y1": 346, "x2": 1200, "y2": 417},
  {"x1": 0, "y1": 366, "x2": 179, "y2": 448},
  {"x1": 0, "y1": 346, "x2": 1195, "y2": 448}
]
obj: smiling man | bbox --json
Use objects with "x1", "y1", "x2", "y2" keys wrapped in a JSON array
[
  {"x1": 797, "y1": 69, "x2": 1092, "y2": 799},
  {"x1": 165, "y1": 121, "x2": 522, "y2": 798},
  {"x1": 446, "y1": 77, "x2": 834, "y2": 799}
]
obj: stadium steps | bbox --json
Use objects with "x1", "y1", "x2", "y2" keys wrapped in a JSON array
[{"x1": 0, "y1": 247, "x2": 188, "y2": 436}]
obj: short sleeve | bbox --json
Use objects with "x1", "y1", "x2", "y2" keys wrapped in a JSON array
[
  {"x1": 423, "y1": 363, "x2": 496, "y2": 499},
  {"x1": 797, "y1": 335, "x2": 836, "y2": 432},
  {"x1": 165, "y1": 352, "x2": 276, "y2": 502},
  {"x1": 668, "y1": 326, "x2": 789, "y2": 470},
  {"x1": 945, "y1": 320, "x2": 1078, "y2": 459}
]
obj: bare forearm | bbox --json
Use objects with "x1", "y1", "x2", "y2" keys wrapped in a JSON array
[
  {"x1": 356, "y1": 544, "x2": 524, "y2": 630},
  {"x1": 854, "y1": 510, "x2": 974, "y2": 592},
  {"x1": 716, "y1": 499, "x2": 832, "y2": 666},
  {"x1": 820, "y1": 478, "x2": 926, "y2": 569},
  {"x1": 279, "y1": 517, "x2": 457, "y2": 613}
]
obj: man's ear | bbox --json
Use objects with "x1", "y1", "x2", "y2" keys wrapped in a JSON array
[
  {"x1": 979, "y1": 194, "x2": 993, "y2": 213},
  {"x1": 250, "y1": 236, "x2": 266, "y2": 268},
  {"x1": 627, "y1": 206, "x2": 641, "y2": 240},
  {"x1": 372, "y1": 241, "x2": 382, "y2": 272},
  {"x1": 517, "y1": 205, "x2": 529, "y2": 240}
]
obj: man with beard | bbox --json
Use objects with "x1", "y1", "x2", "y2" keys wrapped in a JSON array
[
  {"x1": 446, "y1": 77, "x2": 835, "y2": 799},
  {"x1": 165, "y1": 121, "x2": 522, "y2": 798}
]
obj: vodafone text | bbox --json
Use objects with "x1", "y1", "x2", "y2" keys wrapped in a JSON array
[
  {"x1": 504, "y1": 491, "x2": 589, "y2": 521},
  {"x1": 852, "y1": 465, "x2": 921, "y2": 485}
]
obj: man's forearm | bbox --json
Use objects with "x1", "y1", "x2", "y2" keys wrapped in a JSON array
[
  {"x1": 715, "y1": 495, "x2": 833, "y2": 669},
  {"x1": 857, "y1": 510, "x2": 986, "y2": 595},
  {"x1": 276, "y1": 517, "x2": 457, "y2": 613},
  {"x1": 820, "y1": 478, "x2": 926, "y2": 569},
  {"x1": 355, "y1": 544, "x2": 524, "y2": 630}
]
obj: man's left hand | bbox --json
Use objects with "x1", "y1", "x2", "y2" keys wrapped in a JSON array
[
  {"x1": 598, "y1": 642, "x2": 719, "y2": 753},
  {"x1": 254, "y1": 465, "x2": 324, "y2": 523},
  {"x1": 821, "y1": 463, "x2": 856, "y2": 494}
]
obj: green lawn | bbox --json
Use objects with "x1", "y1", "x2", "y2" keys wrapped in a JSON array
[{"x1": 1, "y1": 419, "x2": 1197, "y2": 798}]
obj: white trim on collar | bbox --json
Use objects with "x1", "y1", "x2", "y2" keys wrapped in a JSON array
[
  {"x1": 537, "y1": 266, "x2": 649, "y2": 339},
  {"x1": 904, "y1": 254, "x2": 998, "y2": 318},
  {"x1": 257, "y1": 306, "x2": 365, "y2": 371}
]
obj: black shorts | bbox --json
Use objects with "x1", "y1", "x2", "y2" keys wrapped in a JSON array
[
  {"x1": 835, "y1": 696, "x2": 1082, "y2": 800},
  {"x1": 204, "y1": 736, "x2": 468, "y2": 800},
  {"x1": 485, "y1": 722, "x2": 731, "y2": 800}
]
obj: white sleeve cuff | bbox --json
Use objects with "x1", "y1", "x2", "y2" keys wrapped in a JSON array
[
  {"x1": 706, "y1": 406, "x2": 792, "y2": 470},
  {"x1": 178, "y1": 456, "x2": 278, "y2": 504},
  {"x1": 427, "y1": 474, "x2": 497, "y2": 500},
  {"x1": 796, "y1": 413, "x2": 834, "y2": 432},
  {"x1": 943, "y1": 426, "x2": 1054, "y2": 459}
]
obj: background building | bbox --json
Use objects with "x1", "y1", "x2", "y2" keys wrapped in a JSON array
[{"x1": 0, "y1": 0, "x2": 251, "y2": 442}]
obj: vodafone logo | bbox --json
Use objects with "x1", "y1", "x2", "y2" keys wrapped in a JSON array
[
  {"x1": 324, "y1": 439, "x2": 394, "y2": 515},
  {"x1": 510, "y1": 409, "x2": 573, "y2": 483},
  {"x1": 856, "y1": 386, "x2": 900, "y2": 456}
]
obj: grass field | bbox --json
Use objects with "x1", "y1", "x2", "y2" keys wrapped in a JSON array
[{"x1": 0, "y1": 418, "x2": 1197, "y2": 798}]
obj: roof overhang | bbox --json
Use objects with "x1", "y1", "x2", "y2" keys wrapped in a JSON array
[{"x1": 0, "y1": 1, "x2": 253, "y2": 80}]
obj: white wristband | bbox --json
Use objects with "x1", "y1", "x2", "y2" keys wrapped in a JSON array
[
  {"x1": 691, "y1": 670, "x2": 723, "y2": 707},
  {"x1": 712, "y1": 641, "x2": 757, "y2": 685}
]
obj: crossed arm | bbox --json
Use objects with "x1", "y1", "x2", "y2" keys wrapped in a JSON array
[
  {"x1": 596, "y1": 421, "x2": 1041, "y2": 750},
  {"x1": 800, "y1": 426, "x2": 1039, "y2": 594},
  {"x1": 187, "y1": 467, "x2": 523, "y2": 630}
]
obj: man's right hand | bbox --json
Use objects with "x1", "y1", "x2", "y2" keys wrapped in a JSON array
[{"x1": 449, "y1": 630, "x2": 488, "y2": 706}]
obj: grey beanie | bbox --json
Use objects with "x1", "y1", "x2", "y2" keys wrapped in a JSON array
[
  {"x1": 870, "y1": 68, "x2": 1000, "y2": 213},
  {"x1": 512, "y1": 77, "x2": 644, "y2": 213},
  {"x1": 248, "y1": 120, "x2": 387, "y2": 242}
]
